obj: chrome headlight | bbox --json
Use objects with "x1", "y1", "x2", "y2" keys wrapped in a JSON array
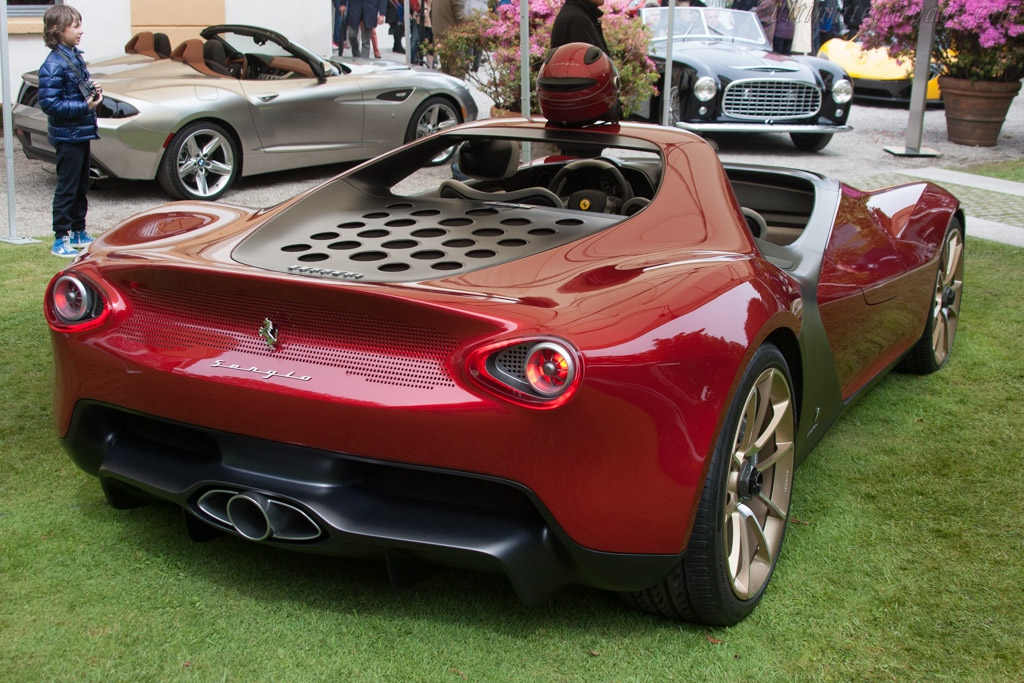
[
  {"x1": 694, "y1": 76, "x2": 718, "y2": 102},
  {"x1": 832, "y1": 79, "x2": 854, "y2": 104}
]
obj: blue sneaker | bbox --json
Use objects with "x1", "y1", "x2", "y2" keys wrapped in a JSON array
[
  {"x1": 51, "y1": 235, "x2": 79, "y2": 258},
  {"x1": 69, "y1": 230, "x2": 94, "y2": 248}
]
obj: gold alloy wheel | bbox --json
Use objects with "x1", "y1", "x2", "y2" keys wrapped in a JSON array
[
  {"x1": 724, "y1": 366, "x2": 795, "y2": 600},
  {"x1": 931, "y1": 228, "x2": 964, "y2": 366}
]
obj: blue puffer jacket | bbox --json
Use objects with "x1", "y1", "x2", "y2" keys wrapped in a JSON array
[{"x1": 37, "y1": 44, "x2": 99, "y2": 145}]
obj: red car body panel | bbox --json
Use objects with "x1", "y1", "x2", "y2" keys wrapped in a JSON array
[{"x1": 46, "y1": 119, "x2": 962, "y2": 597}]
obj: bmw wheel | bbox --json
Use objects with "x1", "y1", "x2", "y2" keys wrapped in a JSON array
[
  {"x1": 623, "y1": 343, "x2": 796, "y2": 625},
  {"x1": 158, "y1": 121, "x2": 239, "y2": 201},
  {"x1": 404, "y1": 96, "x2": 461, "y2": 166}
]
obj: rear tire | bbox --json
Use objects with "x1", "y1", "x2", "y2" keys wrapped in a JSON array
[
  {"x1": 899, "y1": 218, "x2": 965, "y2": 374},
  {"x1": 623, "y1": 343, "x2": 796, "y2": 625},
  {"x1": 790, "y1": 132, "x2": 832, "y2": 152}
]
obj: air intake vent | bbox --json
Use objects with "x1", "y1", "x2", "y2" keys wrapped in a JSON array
[
  {"x1": 116, "y1": 287, "x2": 458, "y2": 390},
  {"x1": 232, "y1": 196, "x2": 619, "y2": 283},
  {"x1": 722, "y1": 79, "x2": 821, "y2": 120},
  {"x1": 494, "y1": 343, "x2": 531, "y2": 382}
]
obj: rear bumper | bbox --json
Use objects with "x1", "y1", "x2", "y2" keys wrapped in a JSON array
[{"x1": 64, "y1": 400, "x2": 681, "y2": 603}]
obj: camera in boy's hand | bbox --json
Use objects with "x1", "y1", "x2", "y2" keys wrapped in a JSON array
[{"x1": 79, "y1": 79, "x2": 101, "y2": 102}]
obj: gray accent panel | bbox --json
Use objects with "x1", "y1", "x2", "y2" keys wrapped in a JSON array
[{"x1": 232, "y1": 181, "x2": 621, "y2": 283}]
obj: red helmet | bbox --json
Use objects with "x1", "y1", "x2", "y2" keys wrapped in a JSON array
[{"x1": 538, "y1": 42, "x2": 620, "y2": 127}]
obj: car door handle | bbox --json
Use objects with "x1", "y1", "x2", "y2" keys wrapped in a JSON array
[{"x1": 257, "y1": 93, "x2": 279, "y2": 103}]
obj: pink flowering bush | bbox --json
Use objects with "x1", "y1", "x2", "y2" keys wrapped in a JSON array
[
  {"x1": 434, "y1": 0, "x2": 658, "y2": 117},
  {"x1": 861, "y1": 0, "x2": 1024, "y2": 82}
]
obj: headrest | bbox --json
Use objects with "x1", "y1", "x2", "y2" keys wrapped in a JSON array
[
  {"x1": 457, "y1": 139, "x2": 521, "y2": 181},
  {"x1": 125, "y1": 32, "x2": 154, "y2": 55},
  {"x1": 204, "y1": 40, "x2": 227, "y2": 66},
  {"x1": 153, "y1": 33, "x2": 172, "y2": 59},
  {"x1": 171, "y1": 39, "x2": 204, "y2": 64},
  {"x1": 171, "y1": 39, "x2": 230, "y2": 77}
]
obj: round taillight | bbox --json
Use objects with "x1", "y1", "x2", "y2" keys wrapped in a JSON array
[
  {"x1": 524, "y1": 342, "x2": 576, "y2": 397},
  {"x1": 52, "y1": 274, "x2": 92, "y2": 322}
]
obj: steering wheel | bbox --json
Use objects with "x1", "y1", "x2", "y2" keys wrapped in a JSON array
[
  {"x1": 227, "y1": 53, "x2": 248, "y2": 79},
  {"x1": 548, "y1": 159, "x2": 633, "y2": 214}
]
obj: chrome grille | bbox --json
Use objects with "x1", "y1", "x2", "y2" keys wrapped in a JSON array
[
  {"x1": 117, "y1": 288, "x2": 458, "y2": 390},
  {"x1": 722, "y1": 79, "x2": 821, "y2": 120}
]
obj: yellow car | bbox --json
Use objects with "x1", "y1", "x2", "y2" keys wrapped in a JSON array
[{"x1": 818, "y1": 35, "x2": 942, "y2": 103}]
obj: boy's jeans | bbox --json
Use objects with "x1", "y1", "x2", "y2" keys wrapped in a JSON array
[{"x1": 53, "y1": 140, "x2": 91, "y2": 239}]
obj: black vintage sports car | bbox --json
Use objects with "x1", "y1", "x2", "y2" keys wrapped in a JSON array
[{"x1": 641, "y1": 6, "x2": 853, "y2": 151}]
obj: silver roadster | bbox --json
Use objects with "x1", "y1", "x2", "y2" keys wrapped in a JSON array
[{"x1": 14, "y1": 25, "x2": 478, "y2": 201}]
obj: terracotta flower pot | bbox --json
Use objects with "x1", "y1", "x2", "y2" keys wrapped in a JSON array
[{"x1": 938, "y1": 76, "x2": 1022, "y2": 147}]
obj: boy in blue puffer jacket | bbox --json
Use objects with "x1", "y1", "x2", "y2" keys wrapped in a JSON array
[{"x1": 38, "y1": 4, "x2": 102, "y2": 257}]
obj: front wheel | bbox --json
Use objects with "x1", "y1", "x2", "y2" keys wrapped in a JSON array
[
  {"x1": 404, "y1": 96, "x2": 461, "y2": 166},
  {"x1": 157, "y1": 121, "x2": 239, "y2": 201},
  {"x1": 790, "y1": 132, "x2": 833, "y2": 152},
  {"x1": 623, "y1": 343, "x2": 796, "y2": 625}
]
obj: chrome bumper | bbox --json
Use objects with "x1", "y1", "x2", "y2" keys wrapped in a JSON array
[{"x1": 675, "y1": 122, "x2": 853, "y2": 134}]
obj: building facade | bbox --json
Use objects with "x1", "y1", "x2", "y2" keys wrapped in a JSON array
[{"x1": 4, "y1": 0, "x2": 329, "y2": 89}]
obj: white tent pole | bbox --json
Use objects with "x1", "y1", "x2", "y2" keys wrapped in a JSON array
[
  {"x1": 1, "y1": 0, "x2": 37, "y2": 245},
  {"x1": 661, "y1": 6, "x2": 676, "y2": 127}
]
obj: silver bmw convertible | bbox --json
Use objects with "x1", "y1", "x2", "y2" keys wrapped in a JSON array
[{"x1": 13, "y1": 25, "x2": 478, "y2": 201}]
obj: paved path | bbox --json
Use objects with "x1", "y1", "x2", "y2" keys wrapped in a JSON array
[{"x1": 895, "y1": 168, "x2": 1024, "y2": 248}]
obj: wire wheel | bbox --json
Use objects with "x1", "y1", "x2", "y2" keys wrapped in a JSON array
[
  {"x1": 723, "y1": 365, "x2": 795, "y2": 600},
  {"x1": 930, "y1": 227, "x2": 964, "y2": 367}
]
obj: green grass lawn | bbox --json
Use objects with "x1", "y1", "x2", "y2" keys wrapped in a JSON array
[
  {"x1": 963, "y1": 159, "x2": 1024, "y2": 182},
  {"x1": 2, "y1": 237, "x2": 1023, "y2": 681}
]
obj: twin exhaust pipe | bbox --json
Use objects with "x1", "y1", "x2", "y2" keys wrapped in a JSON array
[{"x1": 196, "y1": 489, "x2": 322, "y2": 542}]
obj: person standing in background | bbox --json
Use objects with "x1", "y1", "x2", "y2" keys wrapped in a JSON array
[
  {"x1": 550, "y1": 0, "x2": 610, "y2": 54},
  {"x1": 386, "y1": 0, "x2": 405, "y2": 53},
  {"x1": 431, "y1": 0, "x2": 465, "y2": 74},
  {"x1": 341, "y1": 0, "x2": 386, "y2": 58},
  {"x1": 38, "y1": 4, "x2": 102, "y2": 258},
  {"x1": 789, "y1": 0, "x2": 813, "y2": 53},
  {"x1": 332, "y1": 0, "x2": 346, "y2": 54}
]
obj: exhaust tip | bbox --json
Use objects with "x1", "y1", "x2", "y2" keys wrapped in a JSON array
[{"x1": 226, "y1": 492, "x2": 272, "y2": 541}]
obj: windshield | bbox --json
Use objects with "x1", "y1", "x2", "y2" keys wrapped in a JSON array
[{"x1": 641, "y1": 7, "x2": 769, "y2": 47}]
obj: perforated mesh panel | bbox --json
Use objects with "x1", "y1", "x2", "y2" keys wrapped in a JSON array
[
  {"x1": 117, "y1": 287, "x2": 457, "y2": 389},
  {"x1": 233, "y1": 195, "x2": 620, "y2": 283},
  {"x1": 494, "y1": 343, "x2": 530, "y2": 382}
]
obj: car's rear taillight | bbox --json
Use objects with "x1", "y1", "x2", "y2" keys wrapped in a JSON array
[
  {"x1": 45, "y1": 273, "x2": 110, "y2": 331},
  {"x1": 467, "y1": 337, "x2": 582, "y2": 409}
]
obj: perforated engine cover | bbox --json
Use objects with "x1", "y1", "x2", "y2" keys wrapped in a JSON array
[{"x1": 232, "y1": 181, "x2": 621, "y2": 283}]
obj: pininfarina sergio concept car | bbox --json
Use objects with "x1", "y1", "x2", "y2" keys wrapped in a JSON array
[{"x1": 46, "y1": 114, "x2": 962, "y2": 625}]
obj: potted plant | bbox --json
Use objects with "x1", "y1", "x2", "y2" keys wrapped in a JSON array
[
  {"x1": 434, "y1": 0, "x2": 659, "y2": 119},
  {"x1": 861, "y1": 0, "x2": 1024, "y2": 146}
]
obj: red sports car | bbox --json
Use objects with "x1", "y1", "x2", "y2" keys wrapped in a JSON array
[{"x1": 46, "y1": 117, "x2": 963, "y2": 625}]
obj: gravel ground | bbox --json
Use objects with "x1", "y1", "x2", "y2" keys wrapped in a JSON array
[{"x1": 2, "y1": 52, "x2": 1022, "y2": 241}]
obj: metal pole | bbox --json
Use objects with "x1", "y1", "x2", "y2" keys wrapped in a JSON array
[
  {"x1": 403, "y1": 0, "x2": 411, "y2": 65},
  {"x1": 1, "y1": 0, "x2": 37, "y2": 245},
  {"x1": 520, "y1": 0, "x2": 531, "y2": 159},
  {"x1": 884, "y1": 0, "x2": 940, "y2": 157},
  {"x1": 520, "y1": 0, "x2": 530, "y2": 117},
  {"x1": 660, "y1": 6, "x2": 676, "y2": 127}
]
